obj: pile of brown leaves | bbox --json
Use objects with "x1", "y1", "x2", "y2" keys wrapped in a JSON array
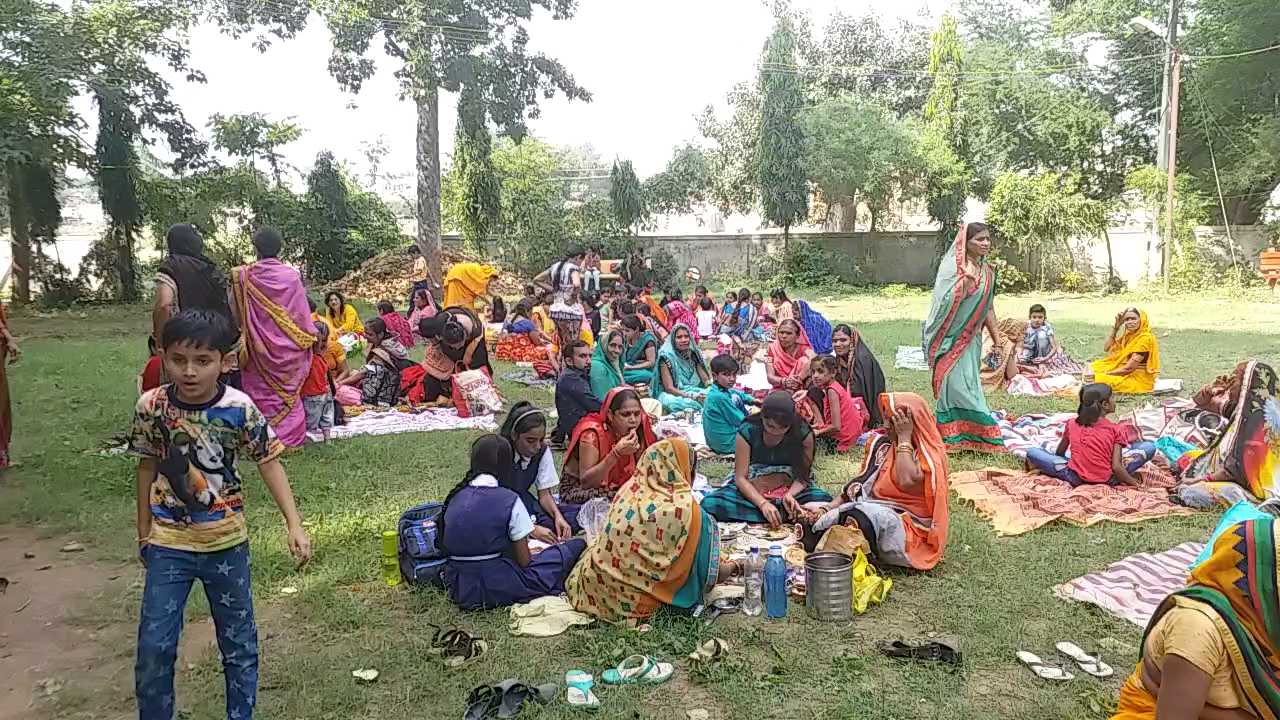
[{"x1": 318, "y1": 247, "x2": 530, "y2": 304}]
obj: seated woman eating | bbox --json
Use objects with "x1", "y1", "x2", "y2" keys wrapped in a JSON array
[
  {"x1": 802, "y1": 355, "x2": 867, "y2": 453},
  {"x1": 1111, "y1": 518, "x2": 1280, "y2": 720},
  {"x1": 831, "y1": 324, "x2": 887, "y2": 427},
  {"x1": 811, "y1": 392, "x2": 949, "y2": 571},
  {"x1": 567, "y1": 438, "x2": 745, "y2": 624},
  {"x1": 495, "y1": 299, "x2": 558, "y2": 372},
  {"x1": 560, "y1": 387, "x2": 657, "y2": 504},
  {"x1": 765, "y1": 319, "x2": 814, "y2": 391},
  {"x1": 501, "y1": 402, "x2": 580, "y2": 539},
  {"x1": 1178, "y1": 360, "x2": 1280, "y2": 508},
  {"x1": 1087, "y1": 307, "x2": 1160, "y2": 394},
  {"x1": 337, "y1": 317, "x2": 411, "y2": 407},
  {"x1": 439, "y1": 434, "x2": 587, "y2": 611},
  {"x1": 652, "y1": 323, "x2": 711, "y2": 414},
  {"x1": 701, "y1": 391, "x2": 833, "y2": 528},
  {"x1": 619, "y1": 315, "x2": 658, "y2": 387},
  {"x1": 415, "y1": 308, "x2": 493, "y2": 403}
]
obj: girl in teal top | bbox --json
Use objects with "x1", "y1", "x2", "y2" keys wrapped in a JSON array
[{"x1": 652, "y1": 323, "x2": 711, "y2": 414}]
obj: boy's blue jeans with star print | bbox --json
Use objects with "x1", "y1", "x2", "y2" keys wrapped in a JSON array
[{"x1": 136, "y1": 542, "x2": 258, "y2": 720}]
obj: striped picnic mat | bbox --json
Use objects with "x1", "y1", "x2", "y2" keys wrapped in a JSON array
[{"x1": 1052, "y1": 541, "x2": 1204, "y2": 627}]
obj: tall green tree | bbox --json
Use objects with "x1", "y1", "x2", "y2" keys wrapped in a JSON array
[
  {"x1": 756, "y1": 15, "x2": 809, "y2": 245},
  {"x1": 317, "y1": 0, "x2": 591, "y2": 293},
  {"x1": 696, "y1": 81, "x2": 760, "y2": 214},
  {"x1": 93, "y1": 88, "x2": 144, "y2": 301},
  {"x1": 608, "y1": 159, "x2": 647, "y2": 234},
  {"x1": 986, "y1": 171, "x2": 1109, "y2": 289},
  {"x1": 643, "y1": 145, "x2": 711, "y2": 217},
  {"x1": 453, "y1": 86, "x2": 500, "y2": 251},
  {"x1": 801, "y1": 97, "x2": 921, "y2": 232},
  {"x1": 209, "y1": 113, "x2": 303, "y2": 185},
  {"x1": 920, "y1": 15, "x2": 971, "y2": 249}
]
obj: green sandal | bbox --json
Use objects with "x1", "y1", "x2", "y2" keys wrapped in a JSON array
[{"x1": 601, "y1": 655, "x2": 673, "y2": 685}]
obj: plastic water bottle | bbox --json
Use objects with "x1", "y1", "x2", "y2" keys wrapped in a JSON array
[
  {"x1": 742, "y1": 546, "x2": 763, "y2": 617},
  {"x1": 381, "y1": 530, "x2": 401, "y2": 587},
  {"x1": 764, "y1": 544, "x2": 788, "y2": 619}
]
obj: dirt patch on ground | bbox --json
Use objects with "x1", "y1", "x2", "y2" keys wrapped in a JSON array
[{"x1": 0, "y1": 526, "x2": 221, "y2": 719}]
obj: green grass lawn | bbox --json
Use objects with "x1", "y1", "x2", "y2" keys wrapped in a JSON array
[{"x1": 4, "y1": 291, "x2": 1278, "y2": 719}]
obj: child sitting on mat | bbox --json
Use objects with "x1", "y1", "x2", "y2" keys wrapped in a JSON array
[
  {"x1": 702, "y1": 354, "x2": 758, "y2": 455},
  {"x1": 1025, "y1": 383, "x2": 1157, "y2": 487}
]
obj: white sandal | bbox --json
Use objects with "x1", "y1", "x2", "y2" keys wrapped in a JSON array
[
  {"x1": 565, "y1": 670, "x2": 600, "y2": 709},
  {"x1": 1016, "y1": 651, "x2": 1075, "y2": 681},
  {"x1": 1055, "y1": 642, "x2": 1114, "y2": 678}
]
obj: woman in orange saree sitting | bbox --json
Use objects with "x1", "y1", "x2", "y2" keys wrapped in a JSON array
[
  {"x1": 1112, "y1": 518, "x2": 1280, "y2": 720},
  {"x1": 811, "y1": 392, "x2": 950, "y2": 571},
  {"x1": 765, "y1": 319, "x2": 814, "y2": 391},
  {"x1": 559, "y1": 388, "x2": 657, "y2": 504}
]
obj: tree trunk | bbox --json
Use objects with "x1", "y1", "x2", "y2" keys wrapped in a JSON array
[
  {"x1": 116, "y1": 224, "x2": 139, "y2": 302},
  {"x1": 1103, "y1": 228, "x2": 1116, "y2": 292},
  {"x1": 6, "y1": 167, "x2": 30, "y2": 303},
  {"x1": 416, "y1": 85, "x2": 443, "y2": 299}
]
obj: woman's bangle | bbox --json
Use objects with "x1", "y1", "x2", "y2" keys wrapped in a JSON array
[{"x1": 896, "y1": 443, "x2": 914, "y2": 454}]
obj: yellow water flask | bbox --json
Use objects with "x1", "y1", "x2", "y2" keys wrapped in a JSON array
[{"x1": 381, "y1": 530, "x2": 401, "y2": 586}]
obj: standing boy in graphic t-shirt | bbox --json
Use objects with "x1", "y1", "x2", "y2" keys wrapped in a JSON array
[{"x1": 131, "y1": 309, "x2": 312, "y2": 720}]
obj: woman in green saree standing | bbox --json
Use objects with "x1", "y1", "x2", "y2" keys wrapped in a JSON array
[{"x1": 923, "y1": 222, "x2": 1007, "y2": 452}]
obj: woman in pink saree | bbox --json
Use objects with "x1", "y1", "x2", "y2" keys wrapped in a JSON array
[{"x1": 231, "y1": 228, "x2": 316, "y2": 447}]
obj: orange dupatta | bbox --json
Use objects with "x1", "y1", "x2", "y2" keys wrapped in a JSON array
[{"x1": 860, "y1": 392, "x2": 950, "y2": 570}]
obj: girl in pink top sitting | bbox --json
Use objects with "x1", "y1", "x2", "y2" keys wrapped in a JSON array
[{"x1": 1025, "y1": 383, "x2": 1156, "y2": 487}]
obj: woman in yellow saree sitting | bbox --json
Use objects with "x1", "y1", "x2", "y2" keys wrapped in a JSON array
[
  {"x1": 1112, "y1": 518, "x2": 1280, "y2": 720},
  {"x1": 1089, "y1": 308, "x2": 1160, "y2": 394},
  {"x1": 566, "y1": 438, "x2": 743, "y2": 623}
]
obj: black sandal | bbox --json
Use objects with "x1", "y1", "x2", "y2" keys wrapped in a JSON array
[{"x1": 878, "y1": 639, "x2": 963, "y2": 667}]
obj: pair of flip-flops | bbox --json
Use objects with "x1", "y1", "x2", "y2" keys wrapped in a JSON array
[
  {"x1": 878, "y1": 640, "x2": 963, "y2": 667},
  {"x1": 427, "y1": 626, "x2": 489, "y2": 669},
  {"x1": 564, "y1": 655, "x2": 674, "y2": 710},
  {"x1": 1017, "y1": 642, "x2": 1114, "y2": 681},
  {"x1": 464, "y1": 680, "x2": 556, "y2": 720}
]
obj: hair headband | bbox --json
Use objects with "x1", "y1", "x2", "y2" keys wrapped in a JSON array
[{"x1": 510, "y1": 407, "x2": 545, "y2": 430}]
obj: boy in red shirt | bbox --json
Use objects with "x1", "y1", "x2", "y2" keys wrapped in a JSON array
[{"x1": 302, "y1": 321, "x2": 335, "y2": 443}]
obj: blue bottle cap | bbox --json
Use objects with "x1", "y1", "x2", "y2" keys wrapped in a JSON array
[{"x1": 769, "y1": 544, "x2": 783, "y2": 556}]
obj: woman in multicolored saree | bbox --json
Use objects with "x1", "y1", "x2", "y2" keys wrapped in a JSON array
[
  {"x1": 566, "y1": 438, "x2": 742, "y2": 623},
  {"x1": 1179, "y1": 360, "x2": 1280, "y2": 506},
  {"x1": 231, "y1": 228, "x2": 316, "y2": 447},
  {"x1": 1112, "y1": 518, "x2": 1280, "y2": 720},
  {"x1": 923, "y1": 222, "x2": 1007, "y2": 452}
]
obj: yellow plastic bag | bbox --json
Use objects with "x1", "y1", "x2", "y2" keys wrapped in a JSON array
[{"x1": 851, "y1": 549, "x2": 892, "y2": 614}]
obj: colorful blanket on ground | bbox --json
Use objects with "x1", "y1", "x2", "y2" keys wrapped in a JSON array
[
  {"x1": 949, "y1": 466, "x2": 1193, "y2": 536},
  {"x1": 895, "y1": 346, "x2": 929, "y2": 371},
  {"x1": 330, "y1": 408, "x2": 497, "y2": 440},
  {"x1": 1052, "y1": 541, "x2": 1203, "y2": 627},
  {"x1": 995, "y1": 411, "x2": 1078, "y2": 458},
  {"x1": 1006, "y1": 373, "x2": 1080, "y2": 397}
]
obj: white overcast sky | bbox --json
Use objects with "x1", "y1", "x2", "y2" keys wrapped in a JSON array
[{"x1": 152, "y1": 0, "x2": 941, "y2": 186}]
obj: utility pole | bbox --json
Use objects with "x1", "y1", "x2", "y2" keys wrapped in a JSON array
[
  {"x1": 1154, "y1": 0, "x2": 1182, "y2": 173},
  {"x1": 1163, "y1": 52, "x2": 1181, "y2": 293}
]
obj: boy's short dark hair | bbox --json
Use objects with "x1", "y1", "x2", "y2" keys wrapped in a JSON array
[
  {"x1": 252, "y1": 227, "x2": 284, "y2": 259},
  {"x1": 161, "y1": 309, "x2": 239, "y2": 354},
  {"x1": 710, "y1": 354, "x2": 739, "y2": 375},
  {"x1": 377, "y1": 300, "x2": 395, "y2": 315},
  {"x1": 1029, "y1": 303, "x2": 1047, "y2": 316},
  {"x1": 562, "y1": 340, "x2": 590, "y2": 360}
]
